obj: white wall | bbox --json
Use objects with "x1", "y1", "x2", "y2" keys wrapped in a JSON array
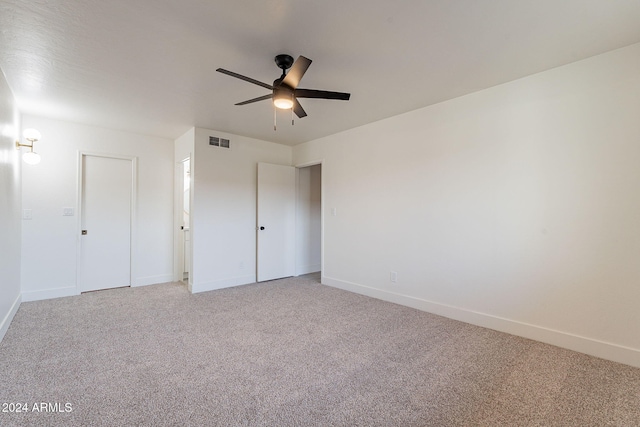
[
  {"x1": 296, "y1": 164, "x2": 321, "y2": 275},
  {"x1": 293, "y1": 43, "x2": 640, "y2": 368},
  {"x1": 190, "y1": 127, "x2": 291, "y2": 293},
  {"x1": 21, "y1": 116, "x2": 174, "y2": 301},
  {"x1": 0, "y1": 68, "x2": 21, "y2": 341},
  {"x1": 175, "y1": 127, "x2": 194, "y2": 164}
]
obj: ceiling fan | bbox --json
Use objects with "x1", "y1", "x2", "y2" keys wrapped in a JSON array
[{"x1": 216, "y1": 54, "x2": 351, "y2": 121}]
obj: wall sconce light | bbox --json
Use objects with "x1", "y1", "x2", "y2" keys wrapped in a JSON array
[{"x1": 15, "y1": 128, "x2": 42, "y2": 165}]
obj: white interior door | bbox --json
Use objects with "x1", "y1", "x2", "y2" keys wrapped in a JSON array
[
  {"x1": 182, "y1": 158, "x2": 190, "y2": 281},
  {"x1": 79, "y1": 155, "x2": 132, "y2": 292},
  {"x1": 257, "y1": 162, "x2": 296, "y2": 282}
]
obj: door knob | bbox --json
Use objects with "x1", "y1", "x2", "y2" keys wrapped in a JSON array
[
  {"x1": 259, "y1": 226, "x2": 265, "y2": 230},
  {"x1": 81, "y1": 230, "x2": 88, "y2": 235}
]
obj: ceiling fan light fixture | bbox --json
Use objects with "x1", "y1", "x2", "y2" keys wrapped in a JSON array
[
  {"x1": 273, "y1": 86, "x2": 294, "y2": 109},
  {"x1": 273, "y1": 98, "x2": 293, "y2": 109}
]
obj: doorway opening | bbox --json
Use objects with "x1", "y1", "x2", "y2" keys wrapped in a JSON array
[
  {"x1": 255, "y1": 162, "x2": 322, "y2": 282},
  {"x1": 173, "y1": 157, "x2": 191, "y2": 287},
  {"x1": 181, "y1": 158, "x2": 191, "y2": 284},
  {"x1": 295, "y1": 163, "x2": 322, "y2": 277}
]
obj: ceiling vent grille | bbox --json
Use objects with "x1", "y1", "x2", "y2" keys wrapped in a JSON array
[{"x1": 209, "y1": 136, "x2": 231, "y2": 149}]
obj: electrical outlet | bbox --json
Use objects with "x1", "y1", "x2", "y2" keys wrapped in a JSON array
[
  {"x1": 239, "y1": 261, "x2": 245, "y2": 271},
  {"x1": 63, "y1": 207, "x2": 74, "y2": 216},
  {"x1": 23, "y1": 209, "x2": 32, "y2": 220},
  {"x1": 390, "y1": 271, "x2": 398, "y2": 283}
]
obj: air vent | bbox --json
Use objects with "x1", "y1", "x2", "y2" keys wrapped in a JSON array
[{"x1": 209, "y1": 136, "x2": 231, "y2": 149}]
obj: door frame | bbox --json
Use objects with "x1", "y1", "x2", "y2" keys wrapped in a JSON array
[
  {"x1": 294, "y1": 159, "x2": 324, "y2": 278},
  {"x1": 173, "y1": 156, "x2": 192, "y2": 286},
  {"x1": 76, "y1": 151, "x2": 138, "y2": 292}
]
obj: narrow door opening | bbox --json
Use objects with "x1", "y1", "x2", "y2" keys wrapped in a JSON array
[
  {"x1": 182, "y1": 159, "x2": 191, "y2": 283},
  {"x1": 295, "y1": 163, "x2": 322, "y2": 277}
]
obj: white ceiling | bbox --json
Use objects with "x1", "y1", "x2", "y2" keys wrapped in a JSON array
[{"x1": 2, "y1": 1, "x2": 640, "y2": 146}]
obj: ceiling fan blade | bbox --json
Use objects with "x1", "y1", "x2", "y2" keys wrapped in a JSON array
[
  {"x1": 282, "y1": 56, "x2": 312, "y2": 89},
  {"x1": 294, "y1": 88, "x2": 350, "y2": 101},
  {"x1": 292, "y1": 98, "x2": 307, "y2": 118},
  {"x1": 216, "y1": 68, "x2": 273, "y2": 90},
  {"x1": 235, "y1": 94, "x2": 272, "y2": 106}
]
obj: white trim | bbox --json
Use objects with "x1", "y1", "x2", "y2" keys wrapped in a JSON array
[
  {"x1": 130, "y1": 157, "x2": 139, "y2": 285},
  {"x1": 75, "y1": 152, "x2": 82, "y2": 293},
  {"x1": 294, "y1": 166, "x2": 301, "y2": 276},
  {"x1": 191, "y1": 275, "x2": 255, "y2": 294},
  {"x1": 133, "y1": 274, "x2": 174, "y2": 287},
  {"x1": 294, "y1": 159, "x2": 324, "y2": 169},
  {"x1": 322, "y1": 275, "x2": 640, "y2": 369},
  {"x1": 173, "y1": 160, "x2": 183, "y2": 282},
  {"x1": 320, "y1": 163, "x2": 324, "y2": 276},
  {"x1": 21, "y1": 286, "x2": 77, "y2": 302},
  {"x1": 187, "y1": 154, "x2": 194, "y2": 289},
  {"x1": 0, "y1": 293, "x2": 21, "y2": 342},
  {"x1": 76, "y1": 152, "x2": 138, "y2": 293}
]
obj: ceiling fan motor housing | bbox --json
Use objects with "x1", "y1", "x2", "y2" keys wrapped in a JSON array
[{"x1": 274, "y1": 54, "x2": 294, "y2": 71}]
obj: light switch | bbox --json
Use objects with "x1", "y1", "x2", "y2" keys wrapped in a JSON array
[
  {"x1": 23, "y1": 209, "x2": 32, "y2": 220},
  {"x1": 63, "y1": 207, "x2": 74, "y2": 216},
  {"x1": 331, "y1": 208, "x2": 337, "y2": 217}
]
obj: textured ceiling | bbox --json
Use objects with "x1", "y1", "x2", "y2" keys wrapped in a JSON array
[{"x1": 2, "y1": 0, "x2": 640, "y2": 146}]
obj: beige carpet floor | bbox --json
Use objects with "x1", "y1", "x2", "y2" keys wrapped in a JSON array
[{"x1": 1, "y1": 273, "x2": 639, "y2": 426}]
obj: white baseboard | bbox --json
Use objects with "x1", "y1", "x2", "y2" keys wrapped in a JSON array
[
  {"x1": 133, "y1": 274, "x2": 174, "y2": 287},
  {"x1": 191, "y1": 274, "x2": 255, "y2": 294},
  {"x1": 296, "y1": 263, "x2": 321, "y2": 276},
  {"x1": 322, "y1": 276, "x2": 640, "y2": 369},
  {"x1": 21, "y1": 286, "x2": 78, "y2": 302},
  {"x1": 0, "y1": 293, "x2": 21, "y2": 343},
  {"x1": 21, "y1": 274, "x2": 177, "y2": 301}
]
